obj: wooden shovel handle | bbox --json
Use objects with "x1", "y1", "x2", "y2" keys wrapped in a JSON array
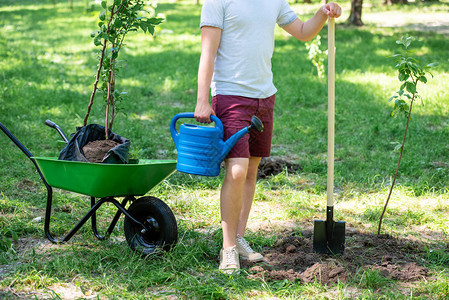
[{"x1": 327, "y1": 18, "x2": 335, "y2": 207}]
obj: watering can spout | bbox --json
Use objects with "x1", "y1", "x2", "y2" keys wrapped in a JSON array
[{"x1": 219, "y1": 116, "x2": 264, "y2": 161}]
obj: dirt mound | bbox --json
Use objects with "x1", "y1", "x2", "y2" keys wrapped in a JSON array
[
  {"x1": 257, "y1": 157, "x2": 301, "y2": 179},
  {"x1": 82, "y1": 139, "x2": 119, "y2": 163},
  {"x1": 245, "y1": 228, "x2": 431, "y2": 285},
  {"x1": 367, "y1": 262, "x2": 428, "y2": 281}
]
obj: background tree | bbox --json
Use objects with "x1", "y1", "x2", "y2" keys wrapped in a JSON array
[
  {"x1": 384, "y1": 0, "x2": 408, "y2": 5},
  {"x1": 347, "y1": 0, "x2": 364, "y2": 26}
]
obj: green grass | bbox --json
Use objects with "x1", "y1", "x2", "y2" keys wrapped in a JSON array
[{"x1": 1, "y1": 0, "x2": 448, "y2": 298}]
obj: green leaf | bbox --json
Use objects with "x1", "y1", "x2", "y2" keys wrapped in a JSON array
[
  {"x1": 400, "y1": 82, "x2": 407, "y2": 91},
  {"x1": 394, "y1": 143, "x2": 403, "y2": 152},
  {"x1": 398, "y1": 72, "x2": 409, "y2": 81},
  {"x1": 149, "y1": 17, "x2": 164, "y2": 25},
  {"x1": 419, "y1": 76, "x2": 427, "y2": 83},
  {"x1": 148, "y1": 25, "x2": 155, "y2": 35},
  {"x1": 99, "y1": 11, "x2": 106, "y2": 21},
  {"x1": 394, "y1": 99, "x2": 406, "y2": 107},
  {"x1": 388, "y1": 95, "x2": 398, "y2": 102},
  {"x1": 114, "y1": 19, "x2": 122, "y2": 28},
  {"x1": 406, "y1": 82, "x2": 416, "y2": 94},
  {"x1": 426, "y1": 62, "x2": 438, "y2": 68},
  {"x1": 395, "y1": 39, "x2": 403, "y2": 45},
  {"x1": 405, "y1": 35, "x2": 415, "y2": 48},
  {"x1": 94, "y1": 38, "x2": 102, "y2": 46},
  {"x1": 409, "y1": 63, "x2": 420, "y2": 75},
  {"x1": 139, "y1": 23, "x2": 147, "y2": 33},
  {"x1": 101, "y1": 0, "x2": 107, "y2": 9}
]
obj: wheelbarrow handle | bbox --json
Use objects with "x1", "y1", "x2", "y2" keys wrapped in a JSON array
[
  {"x1": 45, "y1": 119, "x2": 69, "y2": 143},
  {"x1": 1, "y1": 121, "x2": 54, "y2": 201}
]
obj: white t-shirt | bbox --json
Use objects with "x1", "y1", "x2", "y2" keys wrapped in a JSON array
[{"x1": 200, "y1": 0, "x2": 297, "y2": 99}]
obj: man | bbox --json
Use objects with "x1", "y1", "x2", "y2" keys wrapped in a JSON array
[{"x1": 195, "y1": 0, "x2": 342, "y2": 274}]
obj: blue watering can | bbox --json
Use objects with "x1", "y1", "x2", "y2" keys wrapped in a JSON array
[{"x1": 170, "y1": 112, "x2": 264, "y2": 176}]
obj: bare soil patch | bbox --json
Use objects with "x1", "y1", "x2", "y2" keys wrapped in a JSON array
[
  {"x1": 249, "y1": 157, "x2": 435, "y2": 285},
  {"x1": 243, "y1": 227, "x2": 432, "y2": 285},
  {"x1": 257, "y1": 157, "x2": 301, "y2": 179}
]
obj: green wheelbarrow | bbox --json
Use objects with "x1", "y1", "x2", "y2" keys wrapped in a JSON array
[{"x1": 0, "y1": 121, "x2": 178, "y2": 256}]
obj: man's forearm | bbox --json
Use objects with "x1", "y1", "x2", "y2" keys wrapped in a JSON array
[
  {"x1": 197, "y1": 54, "x2": 214, "y2": 105},
  {"x1": 301, "y1": 10, "x2": 328, "y2": 41},
  {"x1": 282, "y1": 3, "x2": 341, "y2": 42},
  {"x1": 282, "y1": 11, "x2": 327, "y2": 42}
]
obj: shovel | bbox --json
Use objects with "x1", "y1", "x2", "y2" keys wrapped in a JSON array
[{"x1": 313, "y1": 18, "x2": 345, "y2": 255}]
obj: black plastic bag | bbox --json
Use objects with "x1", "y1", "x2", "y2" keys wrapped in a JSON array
[{"x1": 58, "y1": 124, "x2": 130, "y2": 164}]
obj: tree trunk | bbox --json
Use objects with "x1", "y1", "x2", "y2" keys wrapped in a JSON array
[
  {"x1": 347, "y1": 0, "x2": 364, "y2": 26},
  {"x1": 384, "y1": 0, "x2": 408, "y2": 5}
]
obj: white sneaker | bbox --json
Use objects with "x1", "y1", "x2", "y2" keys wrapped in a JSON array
[
  {"x1": 219, "y1": 245, "x2": 240, "y2": 274},
  {"x1": 236, "y1": 234, "x2": 264, "y2": 262}
]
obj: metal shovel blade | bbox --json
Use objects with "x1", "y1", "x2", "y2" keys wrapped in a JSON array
[
  {"x1": 330, "y1": 220, "x2": 346, "y2": 254},
  {"x1": 313, "y1": 220, "x2": 328, "y2": 254},
  {"x1": 313, "y1": 218, "x2": 345, "y2": 255}
]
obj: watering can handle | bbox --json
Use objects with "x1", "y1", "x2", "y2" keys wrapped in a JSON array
[{"x1": 170, "y1": 112, "x2": 224, "y2": 142}]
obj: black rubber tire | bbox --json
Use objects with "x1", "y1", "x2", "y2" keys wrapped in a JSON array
[{"x1": 123, "y1": 196, "x2": 178, "y2": 256}]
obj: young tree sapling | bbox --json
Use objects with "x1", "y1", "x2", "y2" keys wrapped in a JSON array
[
  {"x1": 83, "y1": 0, "x2": 163, "y2": 139},
  {"x1": 377, "y1": 35, "x2": 437, "y2": 235}
]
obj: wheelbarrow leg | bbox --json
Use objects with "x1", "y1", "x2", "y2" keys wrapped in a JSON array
[
  {"x1": 91, "y1": 196, "x2": 135, "y2": 240},
  {"x1": 44, "y1": 185, "x2": 61, "y2": 243},
  {"x1": 91, "y1": 196, "x2": 106, "y2": 240},
  {"x1": 106, "y1": 196, "x2": 134, "y2": 234},
  {"x1": 46, "y1": 196, "x2": 147, "y2": 243}
]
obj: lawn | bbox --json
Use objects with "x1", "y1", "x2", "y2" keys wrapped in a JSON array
[{"x1": 0, "y1": 0, "x2": 448, "y2": 299}]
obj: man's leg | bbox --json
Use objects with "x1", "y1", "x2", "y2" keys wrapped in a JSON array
[
  {"x1": 233, "y1": 156, "x2": 265, "y2": 262},
  {"x1": 220, "y1": 157, "x2": 249, "y2": 249},
  {"x1": 236, "y1": 156, "x2": 261, "y2": 237}
]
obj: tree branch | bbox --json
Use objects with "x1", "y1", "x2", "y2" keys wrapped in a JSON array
[{"x1": 83, "y1": 2, "x2": 117, "y2": 127}]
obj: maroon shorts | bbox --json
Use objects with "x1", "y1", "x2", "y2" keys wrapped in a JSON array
[{"x1": 212, "y1": 94, "x2": 275, "y2": 159}]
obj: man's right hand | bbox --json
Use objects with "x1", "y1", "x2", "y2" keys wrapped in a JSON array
[{"x1": 194, "y1": 102, "x2": 215, "y2": 123}]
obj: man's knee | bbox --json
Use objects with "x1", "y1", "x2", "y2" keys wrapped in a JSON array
[
  {"x1": 225, "y1": 158, "x2": 249, "y2": 182},
  {"x1": 246, "y1": 157, "x2": 261, "y2": 180}
]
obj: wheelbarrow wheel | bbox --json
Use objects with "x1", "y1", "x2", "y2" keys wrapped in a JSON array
[{"x1": 124, "y1": 196, "x2": 177, "y2": 256}]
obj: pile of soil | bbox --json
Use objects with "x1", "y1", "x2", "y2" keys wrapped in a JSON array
[
  {"x1": 243, "y1": 228, "x2": 430, "y2": 285},
  {"x1": 82, "y1": 140, "x2": 119, "y2": 163},
  {"x1": 257, "y1": 157, "x2": 301, "y2": 179}
]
